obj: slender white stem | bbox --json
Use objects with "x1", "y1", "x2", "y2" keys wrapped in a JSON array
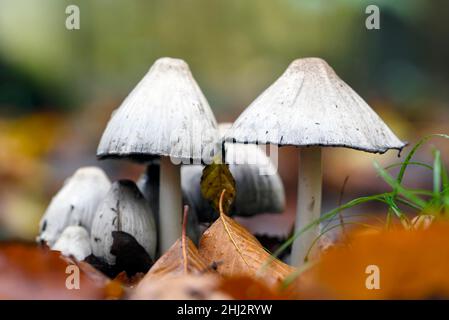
[
  {"x1": 291, "y1": 147, "x2": 322, "y2": 267},
  {"x1": 158, "y1": 157, "x2": 182, "y2": 253}
]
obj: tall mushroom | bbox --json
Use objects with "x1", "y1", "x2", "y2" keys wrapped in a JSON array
[
  {"x1": 97, "y1": 57, "x2": 219, "y2": 253},
  {"x1": 224, "y1": 58, "x2": 406, "y2": 266}
]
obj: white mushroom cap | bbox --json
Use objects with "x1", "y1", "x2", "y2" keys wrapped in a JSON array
[
  {"x1": 224, "y1": 58, "x2": 406, "y2": 154},
  {"x1": 52, "y1": 225, "x2": 92, "y2": 261},
  {"x1": 97, "y1": 57, "x2": 219, "y2": 163},
  {"x1": 38, "y1": 167, "x2": 111, "y2": 247},
  {"x1": 90, "y1": 180, "x2": 157, "y2": 265}
]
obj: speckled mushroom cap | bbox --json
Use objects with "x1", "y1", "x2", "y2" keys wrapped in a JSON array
[
  {"x1": 97, "y1": 57, "x2": 219, "y2": 163},
  {"x1": 224, "y1": 58, "x2": 406, "y2": 154}
]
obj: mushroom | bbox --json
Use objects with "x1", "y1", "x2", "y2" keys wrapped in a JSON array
[
  {"x1": 182, "y1": 123, "x2": 285, "y2": 222},
  {"x1": 38, "y1": 166, "x2": 111, "y2": 247},
  {"x1": 137, "y1": 167, "x2": 201, "y2": 244},
  {"x1": 52, "y1": 225, "x2": 92, "y2": 261},
  {"x1": 97, "y1": 57, "x2": 219, "y2": 252},
  {"x1": 90, "y1": 180, "x2": 157, "y2": 265},
  {"x1": 224, "y1": 58, "x2": 406, "y2": 266}
]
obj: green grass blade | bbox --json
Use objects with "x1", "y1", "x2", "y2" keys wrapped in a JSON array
[
  {"x1": 385, "y1": 162, "x2": 433, "y2": 171},
  {"x1": 375, "y1": 162, "x2": 427, "y2": 209},
  {"x1": 442, "y1": 166, "x2": 449, "y2": 215},
  {"x1": 397, "y1": 134, "x2": 449, "y2": 185},
  {"x1": 433, "y1": 149, "x2": 442, "y2": 194}
]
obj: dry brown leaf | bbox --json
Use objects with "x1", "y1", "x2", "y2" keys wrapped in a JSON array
[
  {"x1": 135, "y1": 206, "x2": 212, "y2": 297},
  {"x1": 140, "y1": 237, "x2": 210, "y2": 281},
  {"x1": 131, "y1": 274, "x2": 231, "y2": 300},
  {"x1": 63, "y1": 256, "x2": 126, "y2": 299},
  {"x1": 199, "y1": 191, "x2": 295, "y2": 287},
  {"x1": 0, "y1": 243, "x2": 110, "y2": 299},
  {"x1": 113, "y1": 271, "x2": 145, "y2": 287}
]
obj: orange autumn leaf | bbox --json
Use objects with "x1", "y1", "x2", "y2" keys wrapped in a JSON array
[
  {"x1": 142, "y1": 237, "x2": 210, "y2": 280},
  {"x1": 199, "y1": 191, "x2": 295, "y2": 287},
  {"x1": 131, "y1": 274, "x2": 231, "y2": 300},
  {"x1": 219, "y1": 276, "x2": 291, "y2": 300},
  {"x1": 134, "y1": 206, "x2": 212, "y2": 297},
  {"x1": 299, "y1": 223, "x2": 449, "y2": 299},
  {"x1": 113, "y1": 271, "x2": 145, "y2": 288},
  {"x1": 0, "y1": 243, "x2": 109, "y2": 299}
]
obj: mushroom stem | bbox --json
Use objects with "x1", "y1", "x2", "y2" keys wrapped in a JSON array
[
  {"x1": 158, "y1": 157, "x2": 182, "y2": 253},
  {"x1": 291, "y1": 147, "x2": 322, "y2": 267}
]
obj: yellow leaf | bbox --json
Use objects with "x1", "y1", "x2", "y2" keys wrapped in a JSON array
[{"x1": 200, "y1": 160, "x2": 236, "y2": 214}]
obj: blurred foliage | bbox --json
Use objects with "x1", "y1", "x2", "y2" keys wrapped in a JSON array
[{"x1": 0, "y1": 0, "x2": 448, "y2": 115}]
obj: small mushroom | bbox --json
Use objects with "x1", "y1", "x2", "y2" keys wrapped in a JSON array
[
  {"x1": 90, "y1": 180, "x2": 157, "y2": 265},
  {"x1": 38, "y1": 166, "x2": 111, "y2": 247},
  {"x1": 224, "y1": 58, "x2": 406, "y2": 266},
  {"x1": 97, "y1": 57, "x2": 219, "y2": 252},
  {"x1": 52, "y1": 225, "x2": 92, "y2": 261},
  {"x1": 182, "y1": 123, "x2": 285, "y2": 222}
]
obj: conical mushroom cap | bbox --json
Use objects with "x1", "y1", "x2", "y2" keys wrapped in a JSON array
[
  {"x1": 97, "y1": 57, "x2": 219, "y2": 163},
  {"x1": 224, "y1": 58, "x2": 406, "y2": 154},
  {"x1": 90, "y1": 180, "x2": 157, "y2": 264},
  {"x1": 38, "y1": 167, "x2": 111, "y2": 247}
]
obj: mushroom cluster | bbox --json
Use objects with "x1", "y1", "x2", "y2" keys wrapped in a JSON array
[
  {"x1": 38, "y1": 56, "x2": 405, "y2": 274},
  {"x1": 37, "y1": 58, "x2": 221, "y2": 276}
]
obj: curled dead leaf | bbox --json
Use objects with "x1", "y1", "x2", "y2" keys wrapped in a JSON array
[
  {"x1": 199, "y1": 191, "x2": 295, "y2": 287},
  {"x1": 142, "y1": 237, "x2": 210, "y2": 281}
]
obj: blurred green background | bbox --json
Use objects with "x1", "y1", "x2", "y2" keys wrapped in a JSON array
[{"x1": 0, "y1": 0, "x2": 448, "y2": 240}]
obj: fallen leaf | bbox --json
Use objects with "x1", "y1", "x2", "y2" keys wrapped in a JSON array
[
  {"x1": 143, "y1": 237, "x2": 210, "y2": 280},
  {"x1": 297, "y1": 223, "x2": 449, "y2": 299},
  {"x1": 219, "y1": 276, "x2": 290, "y2": 300},
  {"x1": 0, "y1": 243, "x2": 109, "y2": 299},
  {"x1": 131, "y1": 274, "x2": 289, "y2": 300},
  {"x1": 201, "y1": 159, "x2": 236, "y2": 213},
  {"x1": 113, "y1": 271, "x2": 145, "y2": 288},
  {"x1": 131, "y1": 274, "x2": 231, "y2": 300},
  {"x1": 70, "y1": 257, "x2": 126, "y2": 300},
  {"x1": 199, "y1": 191, "x2": 295, "y2": 287},
  {"x1": 135, "y1": 205, "x2": 212, "y2": 295}
]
